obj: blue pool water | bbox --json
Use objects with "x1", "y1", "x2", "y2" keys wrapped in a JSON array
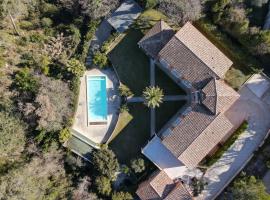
[{"x1": 86, "y1": 76, "x2": 107, "y2": 123}]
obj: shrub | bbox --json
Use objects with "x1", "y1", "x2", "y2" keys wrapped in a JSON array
[
  {"x1": 59, "y1": 128, "x2": 71, "y2": 143},
  {"x1": 93, "y1": 51, "x2": 108, "y2": 68},
  {"x1": 119, "y1": 84, "x2": 133, "y2": 97},
  {"x1": 19, "y1": 20, "x2": 35, "y2": 30},
  {"x1": 0, "y1": 57, "x2": 5, "y2": 68},
  {"x1": 15, "y1": 68, "x2": 39, "y2": 93},
  {"x1": 29, "y1": 33, "x2": 45, "y2": 43},
  {"x1": 95, "y1": 176, "x2": 111, "y2": 196},
  {"x1": 120, "y1": 104, "x2": 129, "y2": 113},
  {"x1": 66, "y1": 58, "x2": 85, "y2": 77},
  {"x1": 92, "y1": 148, "x2": 120, "y2": 180},
  {"x1": 145, "y1": 0, "x2": 158, "y2": 9},
  {"x1": 41, "y1": 17, "x2": 53, "y2": 28},
  {"x1": 112, "y1": 191, "x2": 133, "y2": 200},
  {"x1": 131, "y1": 158, "x2": 145, "y2": 173}
]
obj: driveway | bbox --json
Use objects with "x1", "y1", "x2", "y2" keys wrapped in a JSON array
[{"x1": 197, "y1": 76, "x2": 270, "y2": 200}]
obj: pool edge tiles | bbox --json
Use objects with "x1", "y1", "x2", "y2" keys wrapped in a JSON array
[{"x1": 86, "y1": 75, "x2": 108, "y2": 125}]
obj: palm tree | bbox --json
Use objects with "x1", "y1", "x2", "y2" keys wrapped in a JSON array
[{"x1": 143, "y1": 86, "x2": 164, "y2": 108}]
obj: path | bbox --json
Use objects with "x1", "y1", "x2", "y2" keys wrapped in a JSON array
[
  {"x1": 198, "y1": 84, "x2": 270, "y2": 200},
  {"x1": 127, "y1": 95, "x2": 187, "y2": 103},
  {"x1": 86, "y1": 20, "x2": 113, "y2": 65},
  {"x1": 150, "y1": 59, "x2": 156, "y2": 136}
]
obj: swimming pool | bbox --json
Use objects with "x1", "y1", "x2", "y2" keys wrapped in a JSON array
[{"x1": 86, "y1": 76, "x2": 107, "y2": 125}]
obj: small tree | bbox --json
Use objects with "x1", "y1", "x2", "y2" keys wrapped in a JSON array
[
  {"x1": 92, "y1": 147, "x2": 120, "y2": 180},
  {"x1": 131, "y1": 158, "x2": 145, "y2": 173},
  {"x1": 112, "y1": 191, "x2": 133, "y2": 200},
  {"x1": 94, "y1": 176, "x2": 111, "y2": 196},
  {"x1": 66, "y1": 58, "x2": 85, "y2": 77},
  {"x1": 143, "y1": 86, "x2": 164, "y2": 108},
  {"x1": 93, "y1": 51, "x2": 108, "y2": 68}
]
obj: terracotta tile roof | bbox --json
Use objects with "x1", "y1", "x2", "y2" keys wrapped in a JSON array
[
  {"x1": 162, "y1": 105, "x2": 217, "y2": 159},
  {"x1": 164, "y1": 182, "x2": 193, "y2": 200},
  {"x1": 136, "y1": 171, "x2": 192, "y2": 200},
  {"x1": 215, "y1": 80, "x2": 240, "y2": 113},
  {"x1": 150, "y1": 171, "x2": 175, "y2": 197},
  {"x1": 174, "y1": 22, "x2": 233, "y2": 78},
  {"x1": 138, "y1": 21, "x2": 175, "y2": 58},
  {"x1": 201, "y1": 78, "x2": 217, "y2": 114},
  {"x1": 158, "y1": 36, "x2": 219, "y2": 86},
  {"x1": 178, "y1": 113, "x2": 234, "y2": 168}
]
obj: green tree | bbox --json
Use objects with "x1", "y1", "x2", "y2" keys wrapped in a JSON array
[
  {"x1": 66, "y1": 58, "x2": 85, "y2": 77},
  {"x1": 230, "y1": 175, "x2": 270, "y2": 200},
  {"x1": 143, "y1": 86, "x2": 164, "y2": 108},
  {"x1": 93, "y1": 51, "x2": 108, "y2": 68},
  {"x1": 112, "y1": 191, "x2": 133, "y2": 200},
  {"x1": 94, "y1": 176, "x2": 111, "y2": 196},
  {"x1": 92, "y1": 148, "x2": 119, "y2": 180},
  {"x1": 15, "y1": 68, "x2": 39, "y2": 93},
  {"x1": 130, "y1": 158, "x2": 145, "y2": 173}
]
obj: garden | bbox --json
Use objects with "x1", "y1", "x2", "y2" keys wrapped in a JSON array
[{"x1": 107, "y1": 11, "x2": 187, "y2": 165}]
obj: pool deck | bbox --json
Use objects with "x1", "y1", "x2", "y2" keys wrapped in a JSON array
[{"x1": 71, "y1": 68, "x2": 120, "y2": 147}]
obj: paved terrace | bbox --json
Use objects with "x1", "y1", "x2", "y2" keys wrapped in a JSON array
[
  {"x1": 198, "y1": 74, "x2": 270, "y2": 200},
  {"x1": 71, "y1": 68, "x2": 120, "y2": 148}
]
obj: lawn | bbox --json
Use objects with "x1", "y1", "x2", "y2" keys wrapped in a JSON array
[
  {"x1": 109, "y1": 29, "x2": 150, "y2": 96},
  {"x1": 108, "y1": 9, "x2": 187, "y2": 164},
  {"x1": 155, "y1": 66, "x2": 186, "y2": 95},
  {"x1": 156, "y1": 101, "x2": 186, "y2": 132},
  {"x1": 109, "y1": 104, "x2": 150, "y2": 164}
]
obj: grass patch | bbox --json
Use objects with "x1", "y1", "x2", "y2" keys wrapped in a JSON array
[
  {"x1": 134, "y1": 9, "x2": 168, "y2": 33},
  {"x1": 155, "y1": 66, "x2": 186, "y2": 95},
  {"x1": 156, "y1": 101, "x2": 186, "y2": 132},
  {"x1": 109, "y1": 104, "x2": 150, "y2": 164},
  {"x1": 107, "y1": 110, "x2": 133, "y2": 143},
  {"x1": 202, "y1": 121, "x2": 248, "y2": 167},
  {"x1": 109, "y1": 29, "x2": 150, "y2": 96},
  {"x1": 194, "y1": 19, "x2": 259, "y2": 90}
]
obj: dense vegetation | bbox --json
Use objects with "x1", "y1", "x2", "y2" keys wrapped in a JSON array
[{"x1": 1, "y1": 0, "x2": 270, "y2": 199}]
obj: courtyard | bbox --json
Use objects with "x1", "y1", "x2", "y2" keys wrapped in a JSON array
[{"x1": 108, "y1": 28, "x2": 187, "y2": 164}]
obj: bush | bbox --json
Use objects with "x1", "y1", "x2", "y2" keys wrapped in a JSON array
[
  {"x1": 112, "y1": 191, "x2": 133, "y2": 200},
  {"x1": 95, "y1": 176, "x2": 111, "y2": 196},
  {"x1": 41, "y1": 17, "x2": 53, "y2": 28},
  {"x1": 120, "y1": 104, "x2": 129, "y2": 113},
  {"x1": 29, "y1": 33, "x2": 45, "y2": 43},
  {"x1": 15, "y1": 68, "x2": 39, "y2": 93},
  {"x1": 19, "y1": 20, "x2": 35, "y2": 30},
  {"x1": 145, "y1": 0, "x2": 158, "y2": 9},
  {"x1": 59, "y1": 128, "x2": 71, "y2": 143},
  {"x1": 93, "y1": 51, "x2": 108, "y2": 68},
  {"x1": 131, "y1": 158, "x2": 145, "y2": 173},
  {"x1": 66, "y1": 58, "x2": 85, "y2": 77},
  {"x1": 119, "y1": 84, "x2": 133, "y2": 97},
  {"x1": 0, "y1": 57, "x2": 5, "y2": 68}
]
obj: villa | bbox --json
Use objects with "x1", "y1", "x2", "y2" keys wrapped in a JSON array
[{"x1": 136, "y1": 21, "x2": 241, "y2": 199}]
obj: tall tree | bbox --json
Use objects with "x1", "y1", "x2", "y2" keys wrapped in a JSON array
[{"x1": 92, "y1": 147, "x2": 119, "y2": 180}]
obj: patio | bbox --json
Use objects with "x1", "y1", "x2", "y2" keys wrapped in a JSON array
[{"x1": 71, "y1": 68, "x2": 120, "y2": 148}]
